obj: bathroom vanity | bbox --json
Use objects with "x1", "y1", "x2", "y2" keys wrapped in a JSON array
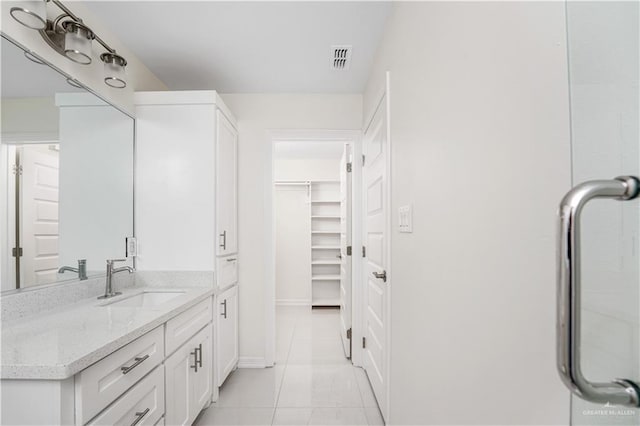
[{"x1": 1, "y1": 277, "x2": 214, "y2": 425}]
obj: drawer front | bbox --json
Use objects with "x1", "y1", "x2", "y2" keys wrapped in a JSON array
[
  {"x1": 87, "y1": 366, "x2": 164, "y2": 426},
  {"x1": 165, "y1": 298, "x2": 212, "y2": 356},
  {"x1": 76, "y1": 327, "x2": 164, "y2": 425},
  {"x1": 216, "y1": 256, "x2": 238, "y2": 290}
]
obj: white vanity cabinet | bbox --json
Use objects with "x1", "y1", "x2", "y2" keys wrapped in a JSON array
[
  {"x1": 215, "y1": 285, "x2": 239, "y2": 386},
  {"x1": 135, "y1": 91, "x2": 240, "y2": 395},
  {"x1": 1, "y1": 296, "x2": 214, "y2": 426}
]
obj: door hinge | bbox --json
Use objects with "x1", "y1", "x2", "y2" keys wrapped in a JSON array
[
  {"x1": 362, "y1": 246, "x2": 366, "y2": 257},
  {"x1": 12, "y1": 165, "x2": 23, "y2": 175},
  {"x1": 346, "y1": 328, "x2": 352, "y2": 340},
  {"x1": 362, "y1": 337, "x2": 366, "y2": 348},
  {"x1": 12, "y1": 247, "x2": 23, "y2": 257},
  {"x1": 346, "y1": 246, "x2": 352, "y2": 256},
  {"x1": 362, "y1": 155, "x2": 366, "y2": 166},
  {"x1": 346, "y1": 162, "x2": 352, "y2": 173}
]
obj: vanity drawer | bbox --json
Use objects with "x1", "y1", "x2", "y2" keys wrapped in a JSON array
[
  {"x1": 87, "y1": 366, "x2": 164, "y2": 426},
  {"x1": 76, "y1": 326, "x2": 164, "y2": 425},
  {"x1": 165, "y1": 298, "x2": 212, "y2": 356},
  {"x1": 216, "y1": 256, "x2": 238, "y2": 290}
]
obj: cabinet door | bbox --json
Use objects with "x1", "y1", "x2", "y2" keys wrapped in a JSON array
[
  {"x1": 215, "y1": 110, "x2": 238, "y2": 256},
  {"x1": 165, "y1": 340, "x2": 194, "y2": 426},
  {"x1": 191, "y1": 325, "x2": 213, "y2": 421},
  {"x1": 166, "y1": 325, "x2": 213, "y2": 426},
  {"x1": 216, "y1": 285, "x2": 239, "y2": 386}
]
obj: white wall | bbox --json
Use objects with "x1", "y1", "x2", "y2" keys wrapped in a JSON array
[
  {"x1": 275, "y1": 186, "x2": 311, "y2": 304},
  {"x1": 219, "y1": 94, "x2": 362, "y2": 363},
  {"x1": 274, "y1": 158, "x2": 340, "y2": 182},
  {"x1": 1, "y1": 1, "x2": 167, "y2": 115},
  {"x1": 363, "y1": 3, "x2": 571, "y2": 424}
]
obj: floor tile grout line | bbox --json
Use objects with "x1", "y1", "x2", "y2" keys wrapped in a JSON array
[{"x1": 271, "y1": 308, "x2": 299, "y2": 425}]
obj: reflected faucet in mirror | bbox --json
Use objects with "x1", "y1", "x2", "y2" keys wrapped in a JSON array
[
  {"x1": 98, "y1": 259, "x2": 134, "y2": 300},
  {"x1": 58, "y1": 259, "x2": 87, "y2": 280}
]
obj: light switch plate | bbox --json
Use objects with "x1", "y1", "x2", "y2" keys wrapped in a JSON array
[
  {"x1": 126, "y1": 237, "x2": 138, "y2": 257},
  {"x1": 399, "y1": 205, "x2": 413, "y2": 233}
]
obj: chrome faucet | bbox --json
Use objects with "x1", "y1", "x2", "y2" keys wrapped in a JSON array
[
  {"x1": 98, "y1": 259, "x2": 134, "y2": 299},
  {"x1": 58, "y1": 259, "x2": 88, "y2": 280}
]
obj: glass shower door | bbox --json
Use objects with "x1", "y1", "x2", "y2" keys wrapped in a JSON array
[{"x1": 564, "y1": 1, "x2": 639, "y2": 424}]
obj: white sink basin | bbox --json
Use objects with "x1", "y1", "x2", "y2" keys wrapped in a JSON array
[{"x1": 104, "y1": 291, "x2": 185, "y2": 308}]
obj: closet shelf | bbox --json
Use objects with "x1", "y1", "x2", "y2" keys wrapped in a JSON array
[
  {"x1": 312, "y1": 275, "x2": 341, "y2": 281},
  {"x1": 312, "y1": 298, "x2": 340, "y2": 307},
  {"x1": 312, "y1": 260, "x2": 341, "y2": 265},
  {"x1": 310, "y1": 200, "x2": 340, "y2": 204},
  {"x1": 311, "y1": 215, "x2": 340, "y2": 219},
  {"x1": 311, "y1": 231, "x2": 340, "y2": 234},
  {"x1": 311, "y1": 246, "x2": 340, "y2": 250}
]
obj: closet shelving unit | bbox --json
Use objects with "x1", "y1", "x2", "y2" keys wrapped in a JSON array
[{"x1": 309, "y1": 180, "x2": 341, "y2": 307}]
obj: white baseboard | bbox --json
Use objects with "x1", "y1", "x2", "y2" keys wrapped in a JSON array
[
  {"x1": 237, "y1": 357, "x2": 266, "y2": 368},
  {"x1": 276, "y1": 299, "x2": 311, "y2": 306}
]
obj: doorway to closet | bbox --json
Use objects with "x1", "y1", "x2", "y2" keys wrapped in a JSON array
[{"x1": 274, "y1": 140, "x2": 353, "y2": 358}]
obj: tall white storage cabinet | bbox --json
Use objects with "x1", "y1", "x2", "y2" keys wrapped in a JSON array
[{"x1": 135, "y1": 91, "x2": 239, "y2": 399}]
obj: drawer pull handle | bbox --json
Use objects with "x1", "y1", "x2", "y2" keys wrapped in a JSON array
[
  {"x1": 121, "y1": 355, "x2": 149, "y2": 374},
  {"x1": 130, "y1": 408, "x2": 150, "y2": 426},
  {"x1": 221, "y1": 299, "x2": 227, "y2": 319},
  {"x1": 190, "y1": 344, "x2": 202, "y2": 373},
  {"x1": 197, "y1": 343, "x2": 203, "y2": 368},
  {"x1": 226, "y1": 258, "x2": 237, "y2": 262}
]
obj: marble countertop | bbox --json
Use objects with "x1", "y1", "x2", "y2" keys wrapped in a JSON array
[{"x1": 1, "y1": 286, "x2": 214, "y2": 380}]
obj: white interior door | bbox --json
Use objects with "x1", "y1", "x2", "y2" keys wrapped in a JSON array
[
  {"x1": 20, "y1": 145, "x2": 59, "y2": 287},
  {"x1": 216, "y1": 110, "x2": 238, "y2": 256},
  {"x1": 363, "y1": 92, "x2": 389, "y2": 419},
  {"x1": 339, "y1": 144, "x2": 352, "y2": 359}
]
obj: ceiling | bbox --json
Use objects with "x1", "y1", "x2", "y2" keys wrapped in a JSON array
[
  {"x1": 84, "y1": 1, "x2": 392, "y2": 93},
  {"x1": 1, "y1": 37, "x2": 84, "y2": 98}
]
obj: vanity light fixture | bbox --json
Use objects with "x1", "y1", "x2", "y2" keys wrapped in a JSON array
[
  {"x1": 10, "y1": 0, "x2": 129, "y2": 89},
  {"x1": 9, "y1": 0, "x2": 47, "y2": 30},
  {"x1": 101, "y1": 52, "x2": 127, "y2": 88}
]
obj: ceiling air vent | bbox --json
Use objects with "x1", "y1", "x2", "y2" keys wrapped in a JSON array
[{"x1": 331, "y1": 45, "x2": 352, "y2": 71}]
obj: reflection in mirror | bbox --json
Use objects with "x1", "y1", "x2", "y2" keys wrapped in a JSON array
[{"x1": 0, "y1": 35, "x2": 135, "y2": 292}]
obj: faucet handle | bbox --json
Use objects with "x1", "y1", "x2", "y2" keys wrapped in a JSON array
[{"x1": 106, "y1": 258, "x2": 127, "y2": 265}]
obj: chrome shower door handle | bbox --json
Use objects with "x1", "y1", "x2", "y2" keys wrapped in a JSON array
[{"x1": 557, "y1": 175, "x2": 640, "y2": 407}]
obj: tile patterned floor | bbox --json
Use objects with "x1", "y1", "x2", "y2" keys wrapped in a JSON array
[{"x1": 195, "y1": 307, "x2": 384, "y2": 425}]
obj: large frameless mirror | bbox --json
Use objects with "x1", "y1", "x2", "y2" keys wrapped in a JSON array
[{"x1": 0, "y1": 35, "x2": 134, "y2": 293}]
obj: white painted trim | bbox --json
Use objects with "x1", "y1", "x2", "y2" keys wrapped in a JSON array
[
  {"x1": 276, "y1": 299, "x2": 312, "y2": 306},
  {"x1": 237, "y1": 357, "x2": 267, "y2": 369},
  {"x1": 266, "y1": 129, "x2": 363, "y2": 369}
]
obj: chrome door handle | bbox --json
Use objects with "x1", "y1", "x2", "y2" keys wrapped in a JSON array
[
  {"x1": 121, "y1": 355, "x2": 149, "y2": 374},
  {"x1": 219, "y1": 231, "x2": 227, "y2": 250},
  {"x1": 557, "y1": 175, "x2": 640, "y2": 407},
  {"x1": 372, "y1": 271, "x2": 386, "y2": 282}
]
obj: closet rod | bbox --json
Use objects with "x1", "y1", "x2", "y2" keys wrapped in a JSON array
[{"x1": 274, "y1": 181, "x2": 311, "y2": 186}]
